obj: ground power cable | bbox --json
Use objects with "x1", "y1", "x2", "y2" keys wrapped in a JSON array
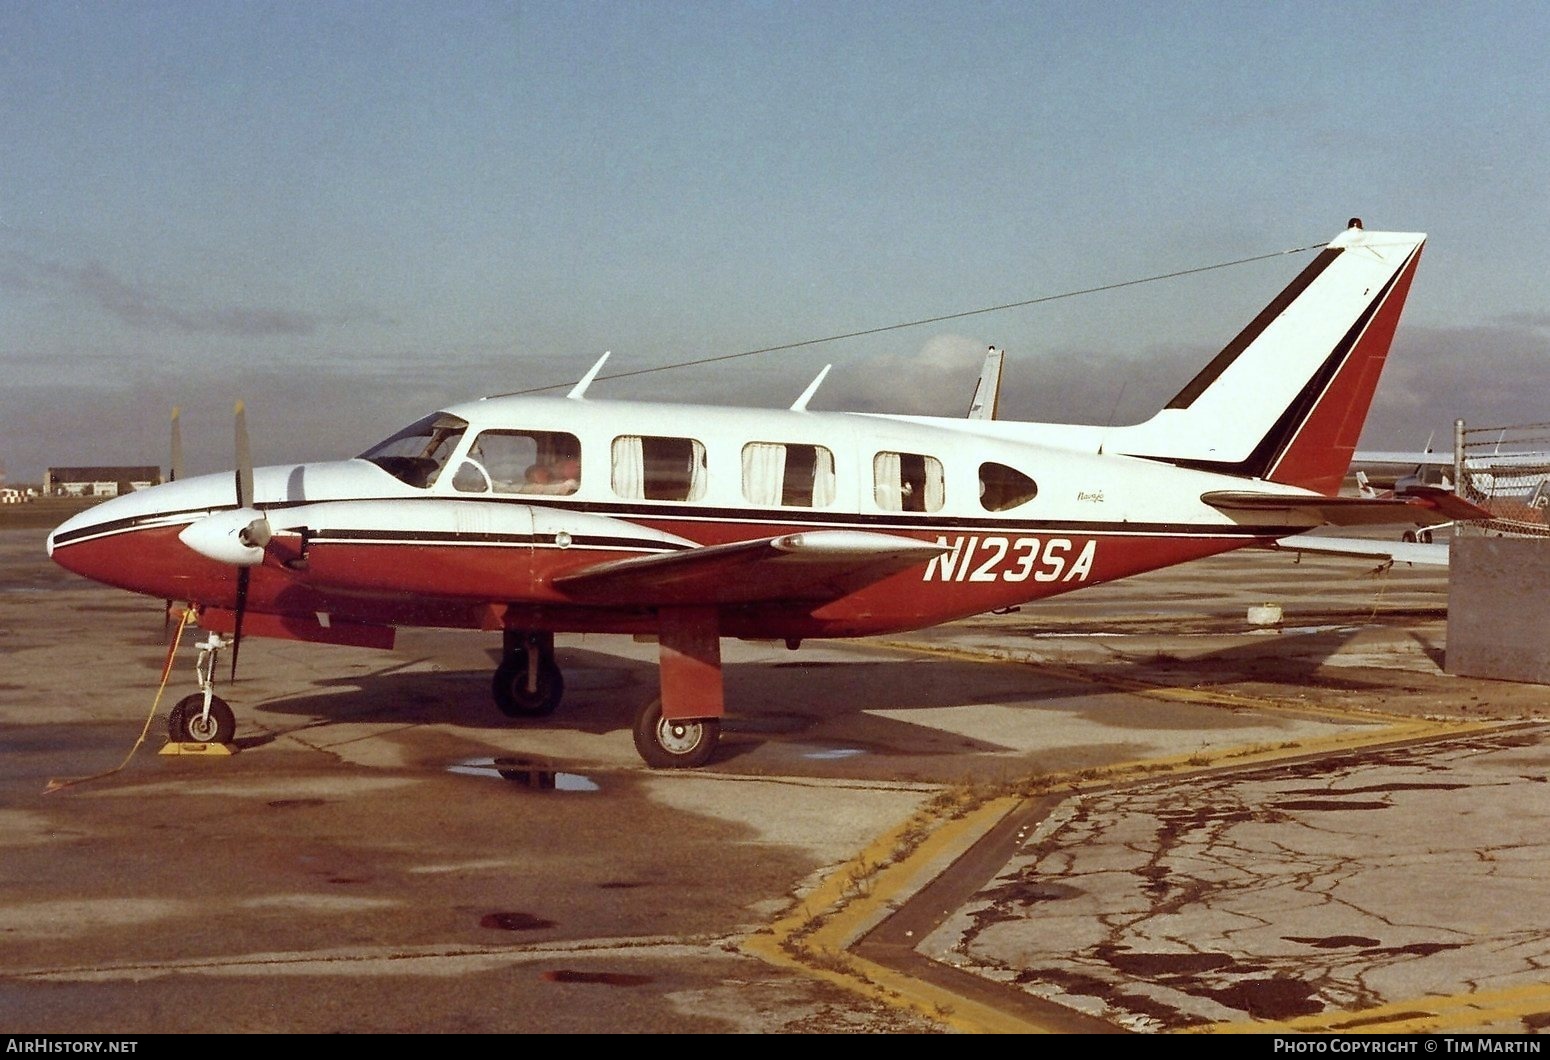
[{"x1": 44, "y1": 607, "x2": 191, "y2": 794}]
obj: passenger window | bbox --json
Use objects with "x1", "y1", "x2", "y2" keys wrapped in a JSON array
[
  {"x1": 874, "y1": 452, "x2": 944, "y2": 512},
  {"x1": 742, "y1": 443, "x2": 836, "y2": 507},
  {"x1": 612, "y1": 435, "x2": 707, "y2": 501},
  {"x1": 979, "y1": 462, "x2": 1038, "y2": 511},
  {"x1": 459, "y1": 430, "x2": 580, "y2": 495}
]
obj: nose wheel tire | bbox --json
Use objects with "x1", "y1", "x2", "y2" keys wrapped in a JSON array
[
  {"x1": 632, "y1": 698, "x2": 720, "y2": 769},
  {"x1": 168, "y1": 694, "x2": 236, "y2": 744},
  {"x1": 492, "y1": 651, "x2": 564, "y2": 717}
]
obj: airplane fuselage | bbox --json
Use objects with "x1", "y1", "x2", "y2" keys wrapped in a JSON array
[{"x1": 48, "y1": 396, "x2": 1317, "y2": 645}]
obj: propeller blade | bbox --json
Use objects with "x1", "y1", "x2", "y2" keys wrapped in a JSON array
[
  {"x1": 170, "y1": 406, "x2": 183, "y2": 483},
  {"x1": 235, "y1": 400, "x2": 253, "y2": 509},
  {"x1": 230, "y1": 400, "x2": 258, "y2": 680},
  {"x1": 231, "y1": 567, "x2": 248, "y2": 682},
  {"x1": 165, "y1": 407, "x2": 183, "y2": 635}
]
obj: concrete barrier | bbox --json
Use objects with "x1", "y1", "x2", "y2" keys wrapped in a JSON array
[{"x1": 1446, "y1": 536, "x2": 1550, "y2": 684}]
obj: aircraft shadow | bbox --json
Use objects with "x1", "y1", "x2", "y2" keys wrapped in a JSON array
[{"x1": 233, "y1": 619, "x2": 1449, "y2": 765}]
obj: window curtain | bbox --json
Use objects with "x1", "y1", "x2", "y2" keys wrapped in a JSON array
[
  {"x1": 687, "y1": 441, "x2": 708, "y2": 501},
  {"x1": 812, "y1": 447, "x2": 836, "y2": 507},
  {"x1": 743, "y1": 443, "x2": 786, "y2": 506},
  {"x1": 873, "y1": 451, "x2": 902, "y2": 511},
  {"x1": 612, "y1": 436, "x2": 645, "y2": 499},
  {"x1": 923, "y1": 457, "x2": 945, "y2": 511}
]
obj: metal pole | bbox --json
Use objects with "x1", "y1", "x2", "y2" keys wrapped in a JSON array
[{"x1": 1453, "y1": 418, "x2": 1466, "y2": 537}]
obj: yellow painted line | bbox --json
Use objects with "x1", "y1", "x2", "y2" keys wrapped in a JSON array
[
  {"x1": 743, "y1": 793, "x2": 1048, "y2": 1033},
  {"x1": 742, "y1": 637, "x2": 1515, "y2": 1033},
  {"x1": 873, "y1": 637, "x2": 1463, "y2": 726},
  {"x1": 1195, "y1": 981, "x2": 1550, "y2": 1034}
]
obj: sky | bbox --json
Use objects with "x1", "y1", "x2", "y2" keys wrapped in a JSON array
[{"x1": 3, "y1": 1, "x2": 1548, "y2": 483}]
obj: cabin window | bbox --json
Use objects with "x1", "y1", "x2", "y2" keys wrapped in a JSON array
[
  {"x1": 612, "y1": 435, "x2": 707, "y2": 501},
  {"x1": 359, "y1": 412, "x2": 468, "y2": 489},
  {"x1": 455, "y1": 430, "x2": 580, "y2": 495},
  {"x1": 742, "y1": 443, "x2": 836, "y2": 507},
  {"x1": 874, "y1": 451, "x2": 944, "y2": 512},
  {"x1": 978, "y1": 462, "x2": 1038, "y2": 511}
]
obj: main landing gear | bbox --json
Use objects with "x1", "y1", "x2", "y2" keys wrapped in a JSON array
[
  {"x1": 492, "y1": 631, "x2": 565, "y2": 716},
  {"x1": 492, "y1": 611, "x2": 727, "y2": 770},
  {"x1": 167, "y1": 633, "x2": 237, "y2": 745},
  {"x1": 632, "y1": 699, "x2": 720, "y2": 770}
]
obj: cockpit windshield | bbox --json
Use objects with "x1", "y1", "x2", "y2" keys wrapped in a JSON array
[{"x1": 358, "y1": 412, "x2": 469, "y2": 488}]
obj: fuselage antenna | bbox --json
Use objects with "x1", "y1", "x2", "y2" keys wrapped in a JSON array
[
  {"x1": 790, "y1": 364, "x2": 832, "y2": 411},
  {"x1": 568, "y1": 351, "x2": 612, "y2": 400}
]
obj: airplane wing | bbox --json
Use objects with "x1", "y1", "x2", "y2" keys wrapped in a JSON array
[
  {"x1": 552, "y1": 530, "x2": 947, "y2": 606},
  {"x1": 1262, "y1": 535, "x2": 1450, "y2": 567},
  {"x1": 1202, "y1": 489, "x2": 1492, "y2": 526}
]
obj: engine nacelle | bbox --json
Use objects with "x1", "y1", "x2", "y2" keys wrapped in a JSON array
[{"x1": 178, "y1": 508, "x2": 273, "y2": 566}]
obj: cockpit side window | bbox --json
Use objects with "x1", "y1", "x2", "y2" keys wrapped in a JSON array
[
  {"x1": 359, "y1": 413, "x2": 469, "y2": 488},
  {"x1": 458, "y1": 430, "x2": 581, "y2": 496}
]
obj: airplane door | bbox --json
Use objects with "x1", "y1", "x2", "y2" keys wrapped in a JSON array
[{"x1": 455, "y1": 498, "x2": 536, "y2": 598}]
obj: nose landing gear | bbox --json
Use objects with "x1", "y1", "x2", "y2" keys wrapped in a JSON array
[{"x1": 167, "y1": 633, "x2": 237, "y2": 745}]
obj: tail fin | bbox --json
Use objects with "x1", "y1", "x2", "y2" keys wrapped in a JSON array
[
  {"x1": 967, "y1": 346, "x2": 1005, "y2": 420},
  {"x1": 1108, "y1": 221, "x2": 1426, "y2": 494}
]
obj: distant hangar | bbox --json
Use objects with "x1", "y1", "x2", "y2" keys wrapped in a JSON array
[{"x1": 45, "y1": 466, "x2": 163, "y2": 497}]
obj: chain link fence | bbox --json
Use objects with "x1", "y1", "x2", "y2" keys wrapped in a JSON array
[{"x1": 1453, "y1": 421, "x2": 1550, "y2": 539}]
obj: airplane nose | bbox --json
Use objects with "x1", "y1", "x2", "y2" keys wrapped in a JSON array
[
  {"x1": 47, "y1": 502, "x2": 108, "y2": 559},
  {"x1": 45, "y1": 489, "x2": 172, "y2": 587}
]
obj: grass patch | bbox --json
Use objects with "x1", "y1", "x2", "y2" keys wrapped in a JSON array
[{"x1": 0, "y1": 497, "x2": 104, "y2": 532}]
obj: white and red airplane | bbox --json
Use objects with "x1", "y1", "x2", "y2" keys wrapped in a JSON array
[{"x1": 47, "y1": 220, "x2": 1486, "y2": 768}]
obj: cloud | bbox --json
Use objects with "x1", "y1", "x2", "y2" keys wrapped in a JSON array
[
  {"x1": 0, "y1": 251, "x2": 383, "y2": 337},
  {"x1": 813, "y1": 332, "x2": 1209, "y2": 427},
  {"x1": 4, "y1": 313, "x2": 1545, "y2": 486},
  {"x1": 1500, "y1": 310, "x2": 1550, "y2": 330},
  {"x1": 805, "y1": 315, "x2": 1550, "y2": 458},
  {"x1": 818, "y1": 334, "x2": 992, "y2": 415},
  {"x1": 1363, "y1": 321, "x2": 1550, "y2": 447}
]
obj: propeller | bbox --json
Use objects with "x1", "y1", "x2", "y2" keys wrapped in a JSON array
[
  {"x1": 230, "y1": 400, "x2": 260, "y2": 681},
  {"x1": 164, "y1": 407, "x2": 183, "y2": 638},
  {"x1": 170, "y1": 406, "x2": 184, "y2": 483},
  {"x1": 174, "y1": 401, "x2": 271, "y2": 681}
]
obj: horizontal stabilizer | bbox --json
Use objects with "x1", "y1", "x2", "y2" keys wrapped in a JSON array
[
  {"x1": 1391, "y1": 484, "x2": 1495, "y2": 522},
  {"x1": 553, "y1": 530, "x2": 947, "y2": 606},
  {"x1": 1262, "y1": 536, "x2": 1449, "y2": 567},
  {"x1": 1202, "y1": 489, "x2": 1491, "y2": 527}
]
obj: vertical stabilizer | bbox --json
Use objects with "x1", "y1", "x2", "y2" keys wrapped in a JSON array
[
  {"x1": 967, "y1": 346, "x2": 1004, "y2": 420},
  {"x1": 1107, "y1": 222, "x2": 1426, "y2": 494}
]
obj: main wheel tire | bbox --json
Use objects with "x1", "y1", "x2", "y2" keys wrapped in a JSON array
[
  {"x1": 492, "y1": 651, "x2": 564, "y2": 717},
  {"x1": 168, "y1": 693, "x2": 236, "y2": 744},
  {"x1": 632, "y1": 698, "x2": 720, "y2": 769}
]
